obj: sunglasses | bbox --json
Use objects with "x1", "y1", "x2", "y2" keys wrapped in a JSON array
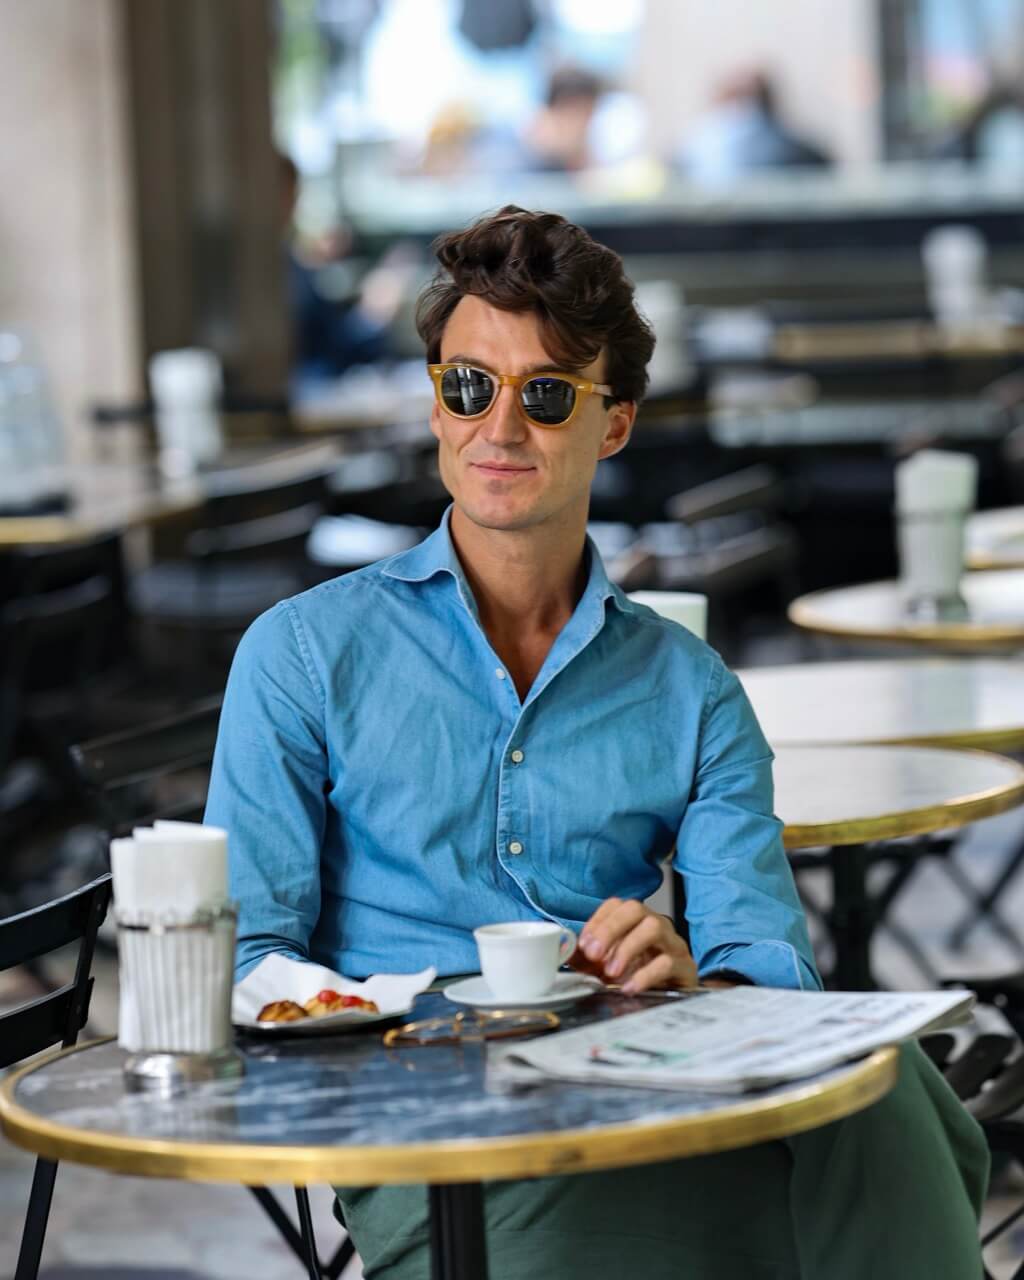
[{"x1": 428, "y1": 363, "x2": 614, "y2": 428}]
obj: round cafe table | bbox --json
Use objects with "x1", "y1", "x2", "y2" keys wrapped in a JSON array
[
  {"x1": 772, "y1": 743, "x2": 1024, "y2": 989},
  {"x1": 736, "y1": 658, "x2": 1024, "y2": 753},
  {"x1": 787, "y1": 570, "x2": 1024, "y2": 651},
  {"x1": 966, "y1": 506, "x2": 1024, "y2": 570},
  {"x1": 0, "y1": 994, "x2": 897, "y2": 1280}
]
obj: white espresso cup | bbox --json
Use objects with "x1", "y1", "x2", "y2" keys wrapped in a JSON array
[{"x1": 473, "y1": 921, "x2": 577, "y2": 1002}]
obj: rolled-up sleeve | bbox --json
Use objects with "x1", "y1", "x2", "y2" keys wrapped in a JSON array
[
  {"x1": 204, "y1": 602, "x2": 328, "y2": 980},
  {"x1": 676, "y1": 661, "x2": 821, "y2": 991}
]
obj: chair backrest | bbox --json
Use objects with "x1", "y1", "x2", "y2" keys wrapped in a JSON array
[
  {"x1": 69, "y1": 696, "x2": 222, "y2": 837},
  {"x1": 188, "y1": 467, "x2": 333, "y2": 563},
  {"x1": 0, "y1": 873, "x2": 111, "y2": 1069},
  {"x1": 0, "y1": 566, "x2": 123, "y2": 774}
]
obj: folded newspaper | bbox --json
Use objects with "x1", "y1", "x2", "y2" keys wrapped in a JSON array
[{"x1": 491, "y1": 987, "x2": 974, "y2": 1093}]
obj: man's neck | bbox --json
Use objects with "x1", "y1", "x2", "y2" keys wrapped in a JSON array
[{"x1": 449, "y1": 507, "x2": 589, "y2": 695}]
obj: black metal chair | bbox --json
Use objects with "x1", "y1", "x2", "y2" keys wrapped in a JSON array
[
  {"x1": 68, "y1": 704, "x2": 356, "y2": 1280},
  {"x1": 651, "y1": 464, "x2": 800, "y2": 663},
  {"x1": 131, "y1": 467, "x2": 334, "y2": 694},
  {"x1": 4, "y1": 873, "x2": 112, "y2": 1280},
  {"x1": 921, "y1": 974, "x2": 1024, "y2": 1280},
  {"x1": 0, "y1": 535, "x2": 184, "y2": 924}
]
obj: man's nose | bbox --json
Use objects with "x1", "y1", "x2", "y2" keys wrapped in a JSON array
[{"x1": 480, "y1": 384, "x2": 527, "y2": 445}]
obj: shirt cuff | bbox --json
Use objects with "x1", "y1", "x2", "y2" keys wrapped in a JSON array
[{"x1": 699, "y1": 940, "x2": 821, "y2": 991}]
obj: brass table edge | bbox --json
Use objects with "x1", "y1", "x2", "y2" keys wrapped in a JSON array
[
  {"x1": 966, "y1": 551, "x2": 1024, "y2": 572},
  {"x1": 782, "y1": 748, "x2": 1024, "y2": 849},
  {"x1": 0, "y1": 1039, "x2": 898, "y2": 1185},
  {"x1": 771, "y1": 728, "x2": 1024, "y2": 752},
  {"x1": 788, "y1": 586, "x2": 1024, "y2": 648}
]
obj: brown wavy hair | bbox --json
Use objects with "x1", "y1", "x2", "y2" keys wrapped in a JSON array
[{"x1": 416, "y1": 205, "x2": 655, "y2": 403}]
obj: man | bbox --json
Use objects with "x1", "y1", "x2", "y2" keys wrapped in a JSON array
[{"x1": 206, "y1": 206, "x2": 987, "y2": 1278}]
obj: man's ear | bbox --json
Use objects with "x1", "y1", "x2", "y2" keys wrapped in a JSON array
[
  {"x1": 597, "y1": 401, "x2": 636, "y2": 461},
  {"x1": 429, "y1": 401, "x2": 443, "y2": 441}
]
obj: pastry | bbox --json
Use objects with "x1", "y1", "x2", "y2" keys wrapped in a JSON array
[
  {"x1": 304, "y1": 988, "x2": 379, "y2": 1017},
  {"x1": 256, "y1": 999, "x2": 307, "y2": 1023}
]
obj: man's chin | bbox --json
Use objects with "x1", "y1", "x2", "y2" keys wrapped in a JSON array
[{"x1": 453, "y1": 496, "x2": 544, "y2": 534}]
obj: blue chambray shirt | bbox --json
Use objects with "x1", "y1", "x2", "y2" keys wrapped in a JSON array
[{"x1": 206, "y1": 509, "x2": 819, "y2": 991}]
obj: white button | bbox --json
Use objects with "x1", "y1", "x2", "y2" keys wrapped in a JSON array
[
  {"x1": 511, "y1": 749, "x2": 524, "y2": 764},
  {"x1": 508, "y1": 840, "x2": 523, "y2": 855},
  {"x1": 495, "y1": 668, "x2": 507, "y2": 680}
]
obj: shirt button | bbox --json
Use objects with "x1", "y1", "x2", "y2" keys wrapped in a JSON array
[
  {"x1": 508, "y1": 840, "x2": 523, "y2": 855},
  {"x1": 510, "y1": 749, "x2": 524, "y2": 764},
  {"x1": 495, "y1": 668, "x2": 507, "y2": 680}
]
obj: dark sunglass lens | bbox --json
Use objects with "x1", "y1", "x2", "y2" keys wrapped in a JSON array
[
  {"x1": 522, "y1": 377, "x2": 576, "y2": 425},
  {"x1": 440, "y1": 367, "x2": 495, "y2": 416}
]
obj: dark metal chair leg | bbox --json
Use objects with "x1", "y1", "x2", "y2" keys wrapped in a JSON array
[
  {"x1": 249, "y1": 1185, "x2": 312, "y2": 1267},
  {"x1": 323, "y1": 1235, "x2": 356, "y2": 1280},
  {"x1": 15, "y1": 1157, "x2": 59, "y2": 1280},
  {"x1": 295, "y1": 1185, "x2": 322, "y2": 1280},
  {"x1": 947, "y1": 840, "x2": 1024, "y2": 953},
  {"x1": 429, "y1": 1183, "x2": 488, "y2": 1280}
]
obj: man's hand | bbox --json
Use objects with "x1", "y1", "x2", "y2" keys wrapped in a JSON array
[{"x1": 573, "y1": 898, "x2": 699, "y2": 993}]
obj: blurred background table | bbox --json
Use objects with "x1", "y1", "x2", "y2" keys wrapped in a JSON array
[
  {"x1": 737, "y1": 658, "x2": 1024, "y2": 751},
  {"x1": 0, "y1": 440, "x2": 341, "y2": 550},
  {"x1": 773, "y1": 744, "x2": 1024, "y2": 988},
  {"x1": 787, "y1": 571, "x2": 1024, "y2": 651},
  {"x1": 967, "y1": 507, "x2": 1024, "y2": 571}
]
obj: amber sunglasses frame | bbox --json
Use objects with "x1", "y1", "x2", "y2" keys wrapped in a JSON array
[{"x1": 427, "y1": 363, "x2": 614, "y2": 428}]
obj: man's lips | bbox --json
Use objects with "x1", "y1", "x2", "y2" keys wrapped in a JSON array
[{"x1": 470, "y1": 462, "x2": 536, "y2": 476}]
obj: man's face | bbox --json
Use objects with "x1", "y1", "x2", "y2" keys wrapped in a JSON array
[{"x1": 430, "y1": 296, "x2": 634, "y2": 536}]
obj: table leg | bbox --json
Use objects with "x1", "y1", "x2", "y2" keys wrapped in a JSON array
[
  {"x1": 429, "y1": 1183, "x2": 489, "y2": 1280},
  {"x1": 829, "y1": 843, "x2": 875, "y2": 990},
  {"x1": 294, "y1": 1185, "x2": 322, "y2": 1280}
]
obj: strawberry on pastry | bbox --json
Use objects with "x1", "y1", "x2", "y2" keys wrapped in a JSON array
[{"x1": 304, "y1": 989, "x2": 379, "y2": 1016}]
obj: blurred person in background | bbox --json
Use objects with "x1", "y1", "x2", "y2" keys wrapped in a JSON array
[
  {"x1": 521, "y1": 64, "x2": 607, "y2": 172},
  {"x1": 933, "y1": 84, "x2": 1024, "y2": 166},
  {"x1": 677, "y1": 67, "x2": 832, "y2": 186},
  {"x1": 278, "y1": 151, "x2": 408, "y2": 387}
]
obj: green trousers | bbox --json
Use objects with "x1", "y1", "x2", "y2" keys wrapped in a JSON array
[{"x1": 335, "y1": 1044, "x2": 990, "y2": 1279}]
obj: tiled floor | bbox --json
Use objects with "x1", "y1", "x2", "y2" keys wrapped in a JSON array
[{"x1": 3, "y1": 808, "x2": 1024, "y2": 1278}]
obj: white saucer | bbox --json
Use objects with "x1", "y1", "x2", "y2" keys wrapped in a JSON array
[{"x1": 442, "y1": 973, "x2": 601, "y2": 1010}]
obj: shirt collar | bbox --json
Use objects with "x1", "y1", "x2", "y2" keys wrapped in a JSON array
[{"x1": 383, "y1": 505, "x2": 633, "y2": 620}]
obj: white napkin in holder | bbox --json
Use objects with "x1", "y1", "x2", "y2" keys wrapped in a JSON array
[
  {"x1": 111, "y1": 823, "x2": 242, "y2": 1094},
  {"x1": 895, "y1": 450, "x2": 977, "y2": 619}
]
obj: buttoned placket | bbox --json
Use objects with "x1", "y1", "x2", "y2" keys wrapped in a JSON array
[{"x1": 489, "y1": 610, "x2": 610, "y2": 922}]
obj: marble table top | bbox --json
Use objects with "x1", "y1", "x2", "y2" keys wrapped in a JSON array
[
  {"x1": 774, "y1": 744, "x2": 1024, "y2": 848},
  {"x1": 788, "y1": 571, "x2": 1024, "y2": 650},
  {"x1": 737, "y1": 658, "x2": 1024, "y2": 752},
  {"x1": 1, "y1": 993, "x2": 896, "y2": 1186}
]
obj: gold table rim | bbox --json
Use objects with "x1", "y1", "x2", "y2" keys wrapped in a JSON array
[
  {"x1": 967, "y1": 548, "x2": 1024, "y2": 572},
  {"x1": 788, "y1": 574, "x2": 1024, "y2": 648},
  {"x1": 0, "y1": 1038, "x2": 898, "y2": 1185},
  {"x1": 779, "y1": 744, "x2": 1024, "y2": 849}
]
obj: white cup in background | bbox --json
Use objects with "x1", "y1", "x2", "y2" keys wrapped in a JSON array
[
  {"x1": 627, "y1": 590, "x2": 708, "y2": 641},
  {"x1": 474, "y1": 922, "x2": 577, "y2": 1002}
]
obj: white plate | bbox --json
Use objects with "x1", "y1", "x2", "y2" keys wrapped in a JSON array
[
  {"x1": 443, "y1": 974, "x2": 601, "y2": 1010},
  {"x1": 234, "y1": 1002, "x2": 412, "y2": 1037}
]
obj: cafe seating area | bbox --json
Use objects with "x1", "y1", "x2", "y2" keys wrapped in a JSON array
[{"x1": 7, "y1": 2, "x2": 1024, "y2": 1277}]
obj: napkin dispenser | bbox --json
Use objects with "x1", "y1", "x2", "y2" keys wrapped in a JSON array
[
  {"x1": 111, "y1": 824, "x2": 243, "y2": 1094},
  {"x1": 895, "y1": 449, "x2": 977, "y2": 619}
]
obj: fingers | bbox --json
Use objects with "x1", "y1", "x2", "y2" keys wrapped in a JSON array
[
  {"x1": 580, "y1": 898, "x2": 647, "y2": 964},
  {"x1": 624, "y1": 947, "x2": 699, "y2": 995},
  {"x1": 602, "y1": 912, "x2": 663, "y2": 979},
  {"x1": 580, "y1": 897, "x2": 697, "y2": 992}
]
